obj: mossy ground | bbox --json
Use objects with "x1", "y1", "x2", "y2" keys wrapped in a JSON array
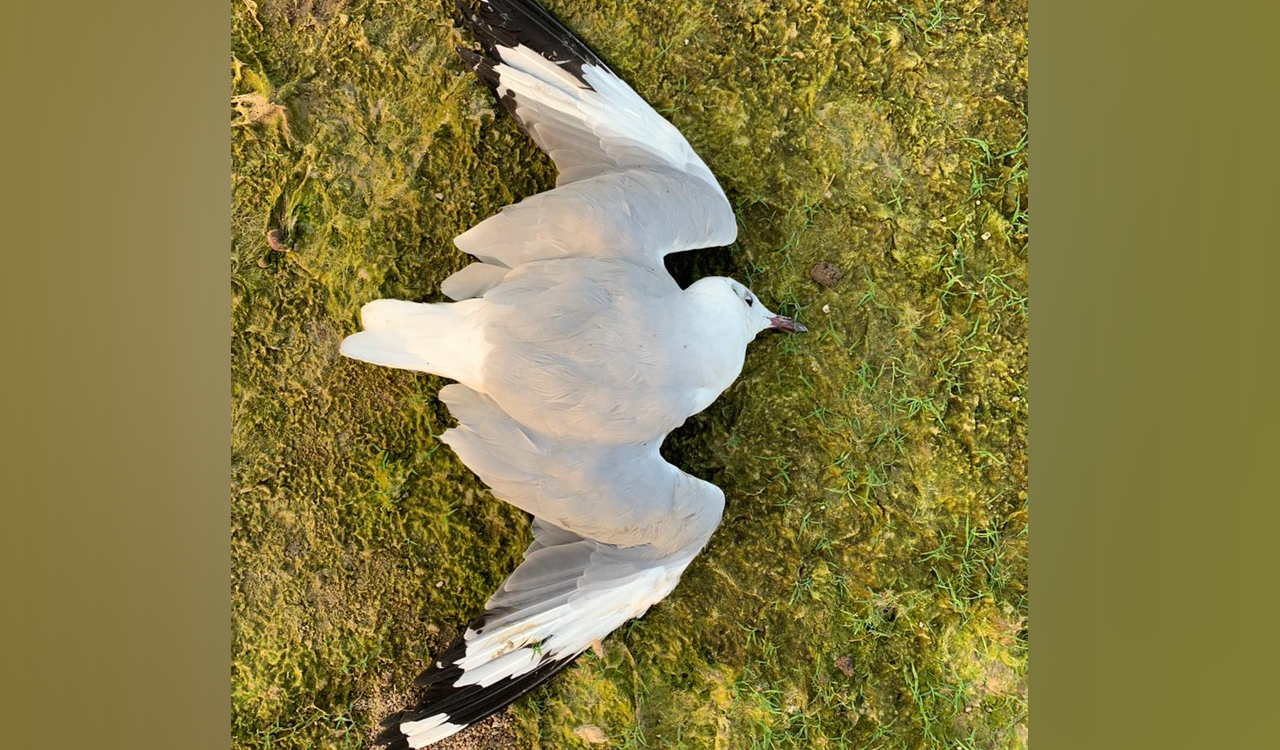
[{"x1": 232, "y1": 1, "x2": 1027, "y2": 748}]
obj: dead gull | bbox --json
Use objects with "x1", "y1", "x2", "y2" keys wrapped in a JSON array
[{"x1": 339, "y1": 1, "x2": 805, "y2": 746}]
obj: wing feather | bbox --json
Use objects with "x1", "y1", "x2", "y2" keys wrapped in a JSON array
[
  {"x1": 447, "y1": 0, "x2": 737, "y2": 274},
  {"x1": 453, "y1": 167, "x2": 736, "y2": 270},
  {"x1": 381, "y1": 520, "x2": 709, "y2": 749},
  {"x1": 377, "y1": 386, "x2": 724, "y2": 747}
]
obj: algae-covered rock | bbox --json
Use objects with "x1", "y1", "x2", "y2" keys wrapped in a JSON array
[{"x1": 232, "y1": 1, "x2": 1027, "y2": 748}]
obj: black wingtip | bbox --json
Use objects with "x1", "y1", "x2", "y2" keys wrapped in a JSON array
[
  {"x1": 452, "y1": 0, "x2": 609, "y2": 88},
  {"x1": 410, "y1": 615, "x2": 488, "y2": 688},
  {"x1": 454, "y1": 46, "x2": 501, "y2": 92},
  {"x1": 374, "y1": 653, "x2": 584, "y2": 749}
]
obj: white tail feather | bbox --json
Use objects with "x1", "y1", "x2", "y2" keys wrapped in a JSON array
[{"x1": 339, "y1": 299, "x2": 488, "y2": 389}]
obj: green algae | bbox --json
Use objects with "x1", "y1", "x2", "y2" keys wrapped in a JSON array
[{"x1": 231, "y1": 1, "x2": 1027, "y2": 748}]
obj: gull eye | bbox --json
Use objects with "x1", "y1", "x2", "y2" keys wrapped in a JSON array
[{"x1": 745, "y1": 296, "x2": 754, "y2": 307}]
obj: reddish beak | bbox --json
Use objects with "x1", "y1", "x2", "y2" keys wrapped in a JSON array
[{"x1": 768, "y1": 315, "x2": 807, "y2": 333}]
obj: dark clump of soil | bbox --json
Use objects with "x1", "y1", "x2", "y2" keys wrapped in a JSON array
[{"x1": 810, "y1": 261, "x2": 843, "y2": 288}]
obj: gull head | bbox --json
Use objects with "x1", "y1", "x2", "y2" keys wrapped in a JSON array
[{"x1": 688, "y1": 277, "x2": 807, "y2": 339}]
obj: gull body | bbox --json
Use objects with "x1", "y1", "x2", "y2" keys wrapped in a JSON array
[
  {"x1": 344, "y1": 261, "x2": 788, "y2": 444},
  {"x1": 339, "y1": 2, "x2": 804, "y2": 747}
]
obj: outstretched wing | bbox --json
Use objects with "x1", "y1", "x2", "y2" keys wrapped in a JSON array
[
  {"x1": 379, "y1": 520, "x2": 707, "y2": 749},
  {"x1": 377, "y1": 384, "x2": 725, "y2": 748},
  {"x1": 444, "y1": 0, "x2": 737, "y2": 285}
]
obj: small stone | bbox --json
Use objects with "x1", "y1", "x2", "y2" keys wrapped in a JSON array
[
  {"x1": 981, "y1": 231, "x2": 992, "y2": 240},
  {"x1": 573, "y1": 725, "x2": 608, "y2": 744},
  {"x1": 822, "y1": 304, "x2": 831, "y2": 314},
  {"x1": 810, "y1": 261, "x2": 843, "y2": 288},
  {"x1": 435, "y1": 580, "x2": 444, "y2": 588},
  {"x1": 835, "y1": 654, "x2": 854, "y2": 676},
  {"x1": 266, "y1": 228, "x2": 291, "y2": 252},
  {"x1": 434, "y1": 192, "x2": 444, "y2": 200}
]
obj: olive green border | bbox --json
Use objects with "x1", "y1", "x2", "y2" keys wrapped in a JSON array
[
  {"x1": 9, "y1": 2, "x2": 1277, "y2": 750},
  {"x1": 1033, "y1": 2, "x2": 1278, "y2": 749},
  {"x1": 7, "y1": 3, "x2": 228, "y2": 750}
]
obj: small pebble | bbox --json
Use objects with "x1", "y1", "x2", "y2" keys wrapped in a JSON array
[
  {"x1": 981, "y1": 231, "x2": 992, "y2": 240},
  {"x1": 822, "y1": 304, "x2": 831, "y2": 314},
  {"x1": 434, "y1": 192, "x2": 444, "y2": 200},
  {"x1": 435, "y1": 580, "x2": 444, "y2": 588}
]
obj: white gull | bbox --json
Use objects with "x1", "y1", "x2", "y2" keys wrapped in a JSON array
[{"x1": 340, "y1": 2, "x2": 805, "y2": 746}]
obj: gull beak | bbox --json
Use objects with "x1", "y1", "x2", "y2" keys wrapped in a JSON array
[{"x1": 768, "y1": 315, "x2": 807, "y2": 333}]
